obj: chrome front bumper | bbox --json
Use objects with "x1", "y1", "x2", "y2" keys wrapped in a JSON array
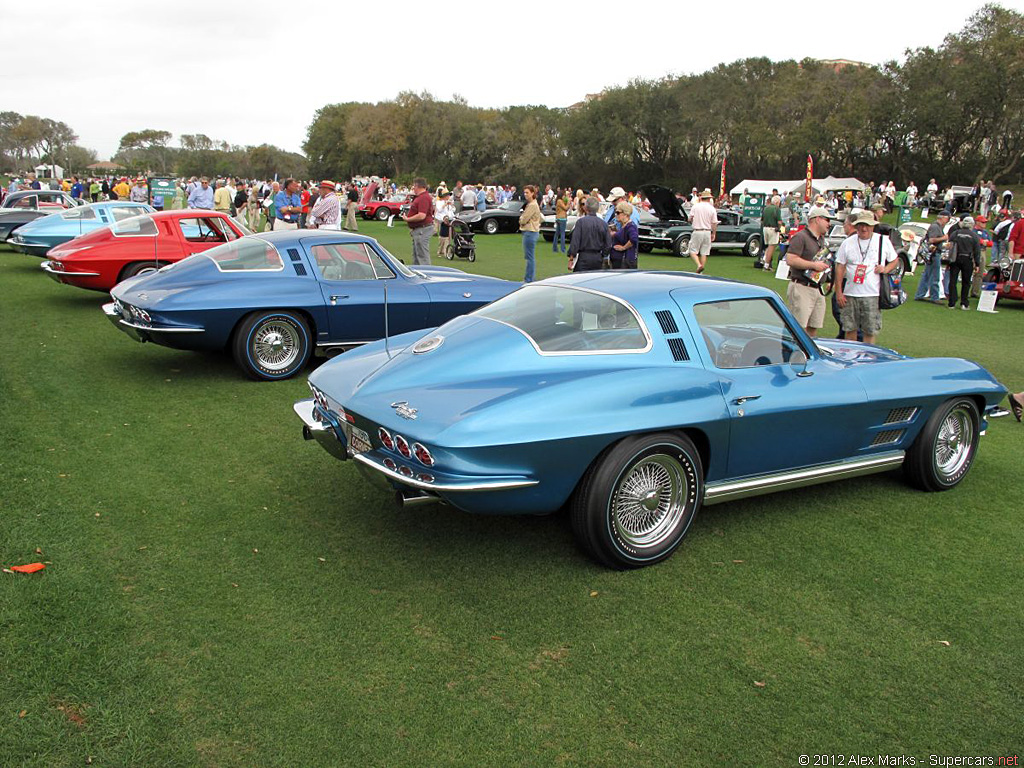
[{"x1": 41, "y1": 261, "x2": 100, "y2": 283}]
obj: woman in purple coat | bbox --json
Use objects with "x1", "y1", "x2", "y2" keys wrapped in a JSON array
[{"x1": 610, "y1": 203, "x2": 639, "y2": 269}]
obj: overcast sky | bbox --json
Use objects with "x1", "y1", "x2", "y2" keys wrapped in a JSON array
[{"x1": 5, "y1": 1, "x2": 1020, "y2": 160}]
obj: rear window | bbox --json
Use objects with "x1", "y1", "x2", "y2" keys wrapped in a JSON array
[
  {"x1": 112, "y1": 215, "x2": 158, "y2": 237},
  {"x1": 109, "y1": 206, "x2": 150, "y2": 222},
  {"x1": 62, "y1": 206, "x2": 97, "y2": 220},
  {"x1": 474, "y1": 284, "x2": 650, "y2": 354},
  {"x1": 202, "y1": 237, "x2": 283, "y2": 271}
]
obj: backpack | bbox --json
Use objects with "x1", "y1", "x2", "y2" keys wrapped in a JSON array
[{"x1": 877, "y1": 235, "x2": 906, "y2": 310}]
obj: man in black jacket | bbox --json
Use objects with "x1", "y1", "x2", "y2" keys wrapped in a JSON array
[
  {"x1": 948, "y1": 217, "x2": 981, "y2": 310},
  {"x1": 567, "y1": 197, "x2": 611, "y2": 272}
]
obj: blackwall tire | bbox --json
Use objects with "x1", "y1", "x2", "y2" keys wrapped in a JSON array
[
  {"x1": 673, "y1": 235, "x2": 691, "y2": 258},
  {"x1": 903, "y1": 398, "x2": 980, "y2": 492},
  {"x1": 571, "y1": 432, "x2": 703, "y2": 569}
]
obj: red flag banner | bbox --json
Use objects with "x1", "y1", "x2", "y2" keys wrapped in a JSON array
[
  {"x1": 719, "y1": 157, "x2": 727, "y2": 199},
  {"x1": 805, "y1": 155, "x2": 814, "y2": 202}
]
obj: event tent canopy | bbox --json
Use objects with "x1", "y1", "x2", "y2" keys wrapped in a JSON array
[{"x1": 730, "y1": 175, "x2": 865, "y2": 197}]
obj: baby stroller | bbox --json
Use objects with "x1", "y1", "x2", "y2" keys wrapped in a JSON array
[{"x1": 443, "y1": 218, "x2": 476, "y2": 261}]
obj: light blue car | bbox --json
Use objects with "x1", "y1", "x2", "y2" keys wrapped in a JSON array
[
  {"x1": 296, "y1": 271, "x2": 1007, "y2": 569},
  {"x1": 9, "y1": 200, "x2": 154, "y2": 256}
]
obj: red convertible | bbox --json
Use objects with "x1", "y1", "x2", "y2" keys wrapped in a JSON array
[
  {"x1": 359, "y1": 193, "x2": 414, "y2": 221},
  {"x1": 41, "y1": 210, "x2": 248, "y2": 291}
]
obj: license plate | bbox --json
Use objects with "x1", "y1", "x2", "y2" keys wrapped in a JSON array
[{"x1": 349, "y1": 426, "x2": 372, "y2": 455}]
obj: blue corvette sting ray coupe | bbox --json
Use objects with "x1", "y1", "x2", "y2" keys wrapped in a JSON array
[
  {"x1": 102, "y1": 230, "x2": 518, "y2": 380},
  {"x1": 295, "y1": 271, "x2": 1007, "y2": 569},
  {"x1": 9, "y1": 200, "x2": 154, "y2": 256}
]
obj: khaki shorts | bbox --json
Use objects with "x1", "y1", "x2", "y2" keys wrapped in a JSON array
[
  {"x1": 689, "y1": 229, "x2": 712, "y2": 256},
  {"x1": 763, "y1": 227, "x2": 780, "y2": 246},
  {"x1": 840, "y1": 295, "x2": 882, "y2": 335},
  {"x1": 786, "y1": 280, "x2": 826, "y2": 329}
]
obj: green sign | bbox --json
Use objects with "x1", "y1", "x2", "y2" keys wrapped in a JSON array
[
  {"x1": 898, "y1": 206, "x2": 912, "y2": 224},
  {"x1": 742, "y1": 193, "x2": 765, "y2": 218},
  {"x1": 148, "y1": 177, "x2": 177, "y2": 208}
]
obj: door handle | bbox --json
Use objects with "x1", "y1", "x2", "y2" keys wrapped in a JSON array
[
  {"x1": 329, "y1": 294, "x2": 348, "y2": 305},
  {"x1": 732, "y1": 395, "x2": 761, "y2": 405}
]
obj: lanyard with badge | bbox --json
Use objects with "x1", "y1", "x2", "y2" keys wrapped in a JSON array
[{"x1": 853, "y1": 235, "x2": 871, "y2": 284}]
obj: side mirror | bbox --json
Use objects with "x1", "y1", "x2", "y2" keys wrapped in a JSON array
[{"x1": 790, "y1": 349, "x2": 813, "y2": 377}]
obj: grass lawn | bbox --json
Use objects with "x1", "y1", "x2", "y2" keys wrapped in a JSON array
[{"x1": 1, "y1": 219, "x2": 1022, "y2": 767}]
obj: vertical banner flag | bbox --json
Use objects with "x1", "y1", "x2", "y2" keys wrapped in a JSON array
[
  {"x1": 805, "y1": 155, "x2": 813, "y2": 202},
  {"x1": 720, "y1": 157, "x2": 727, "y2": 200}
]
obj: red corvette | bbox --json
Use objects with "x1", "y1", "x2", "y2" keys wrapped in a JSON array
[
  {"x1": 359, "y1": 193, "x2": 415, "y2": 221},
  {"x1": 41, "y1": 210, "x2": 248, "y2": 292}
]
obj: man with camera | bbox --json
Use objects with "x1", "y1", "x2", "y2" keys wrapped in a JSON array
[
  {"x1": 784, "y1": 205, "x2": 832, "y2": 338},
  {"x1": 834, "y1": 211, "x2": 899, "y2": 346}
]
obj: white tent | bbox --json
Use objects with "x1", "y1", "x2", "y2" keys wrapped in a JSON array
[
  {"x1": 730, "y1": 179, "x2": 803, "y2": 196},
  {"x1": 34, "y1": 163, "x2": 64, "y2": 179},
  {"x1": 731, "y1": 175, "x2": 864, "y2": 197}
]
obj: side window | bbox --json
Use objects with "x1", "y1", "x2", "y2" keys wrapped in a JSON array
[
  {"x1": 177, "y1": 217, "x2": 230, "y2": 243},
  {"x1": 109, "y1": 206, "x2": 148, "y2": 223},
  {"x1": 311, "y1": 243, "x2": 378, "y2": 281},
  {"x1": 693, "y1": 298, "x2": 802, "y2": 369},
  {"x1": 13, "y1": 196, "x2": 37, "y2": 209}
]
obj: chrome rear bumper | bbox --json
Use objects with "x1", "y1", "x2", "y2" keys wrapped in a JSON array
[{"x1": 41, "y1": 261, "x2": 100, "y2": 283}]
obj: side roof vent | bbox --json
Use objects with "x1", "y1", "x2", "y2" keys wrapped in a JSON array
[
  {"x1": 654, "y1": 310, "x2": 678, "y2": 335},
  {"x1": 667, "y1": 338, "x2": 689, "y2": 362}
]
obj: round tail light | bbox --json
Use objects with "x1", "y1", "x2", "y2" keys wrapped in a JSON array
[
  {"x1": 395, "y1": 435, "x2": 411, "y2": 458},
  {"x1": 378, "y1": 428, "x2": 394, "y2": 450},
  {"x1": 413, "y1": 442, "x2": 434, "y2": 467}
]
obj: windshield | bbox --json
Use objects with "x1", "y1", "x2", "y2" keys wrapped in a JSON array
[
  {"x1": 111, "y1": 215, "x2": 159, "y2": 237},
  {"x1": 372, "y1": 244, "x2": 414, "y2": 277},
  {"x1": 474, "y1": 284, "x2": 650, "y2": 354}
]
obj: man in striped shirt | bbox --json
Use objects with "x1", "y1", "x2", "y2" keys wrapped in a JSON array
[{"x1": 308, "y1": 180, "x2": 342, "y2": 229}]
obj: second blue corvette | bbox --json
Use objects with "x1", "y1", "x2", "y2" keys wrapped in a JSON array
[{"x1": 102, "y1": 230, "x2": 518, "y2": 380}]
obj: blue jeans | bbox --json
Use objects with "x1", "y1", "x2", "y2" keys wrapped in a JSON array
[
  {"x1": 915, "y1": 257, "x2": 940, "y2": 299},
  {"x1": 523, "y1": 231, "x2": 538, "y2": 282},
  {"x1": 553, "y1": 219, "x2": 567, "y2": 252},
  {"x1": 990, "y1": 240, "x2": 1003, "y2": 265}
]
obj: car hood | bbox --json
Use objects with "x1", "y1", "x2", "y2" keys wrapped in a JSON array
[{"x1": 639, "y1": 184, "x2": 687, "y2": 222}]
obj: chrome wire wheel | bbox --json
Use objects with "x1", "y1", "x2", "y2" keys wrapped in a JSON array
[
  {"x1": 611, "y1": 454, "x2": 688, "y2": 549},
  {"x1": 253, "y1": 321, "x2": 299, "y2": 372},
  {"x1": 935, "y1": 405, "x2": 974, "y2": 477}
]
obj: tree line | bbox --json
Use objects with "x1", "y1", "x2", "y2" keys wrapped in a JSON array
[
  {"x1": 1, "y1": 119, "x2": 307, "y2": 180},
  {"x1": 303, "y1": 4, "x2": 1023, "y2": 192}
]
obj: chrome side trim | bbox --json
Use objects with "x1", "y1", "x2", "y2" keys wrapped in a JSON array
[
  {"x1": 703, "y1": 451, "x2": 905, "y2": 506},
  {"x1": 118, "y1": 319, "x2": 204, "y2": 333},
  {"x1": 315, "y1": 340, "x2": 371, "y2": 348},
  {"x1": 41, "y1": 261, "x2": 101, "y2": 278},
  {"x1": 352, "y1": 453, "x2": 539, "y2": 492}
]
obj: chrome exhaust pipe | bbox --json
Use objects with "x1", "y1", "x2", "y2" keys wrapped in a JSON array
[{"x1": 394, "y1": 491, "x2": 441, "y2": 508}]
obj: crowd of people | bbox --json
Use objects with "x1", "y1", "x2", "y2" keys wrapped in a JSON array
[{"x1": 4, "y1": 173, "x2": 154, "y2": 205}]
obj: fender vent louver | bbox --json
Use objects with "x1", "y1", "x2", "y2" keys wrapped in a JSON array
[
  {"x1": 667, "y1": 338, "x2": 689, "y2": 362},
  {"x1": 884, "y1": 407, "x2": 918, "y2": 424},
  {"x1": 287, "y1": 249, "x2": 302, "y2": 262},
  {"x1": 293, "y1": 264, "x2": 307, "y2": 276},
  {"x1": 654, "y1": 310, "x2": 679, "y2": 335},
  {"x1": 871, "y1": 429, "x2": 905, "y2": 446}
]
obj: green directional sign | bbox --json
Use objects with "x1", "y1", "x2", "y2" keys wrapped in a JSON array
[{"x1": 148, "y1": 177, "x2": 177, "y2": 209}]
